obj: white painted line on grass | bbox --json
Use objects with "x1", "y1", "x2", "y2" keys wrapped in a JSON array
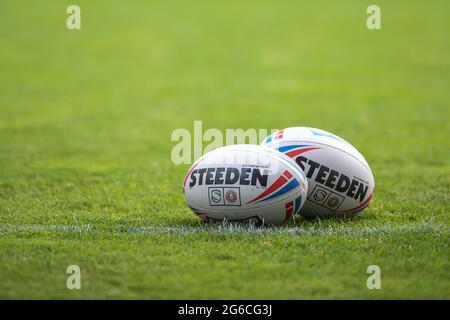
[{"x1": 0, "y1": 222, "x2": 448, "y2": 237}]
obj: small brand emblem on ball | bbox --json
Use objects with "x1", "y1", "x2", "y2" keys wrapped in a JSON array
[
  {"x1": 225, "y1": 190, "x2": 237, "y2": 203},
  {"x1": 313, "y1": 190, "x2": 327, "y2": 202},
  {"x1": 327, "y1": 196, "x2": 340, "y2": 208},
  {"x1": 211, "y1": 190, "x2": 222, "y2": 203}
]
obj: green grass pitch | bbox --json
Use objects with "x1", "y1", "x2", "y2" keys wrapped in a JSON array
[{"x1": 0, "y1": 0, "x2": 449, "y2": 299}]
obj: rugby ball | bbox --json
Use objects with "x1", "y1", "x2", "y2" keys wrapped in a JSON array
[
  {"x1": 183, "y1": 144, "x2": 308, "y2": 225},
  {"x1": 262, "y1": 127, "x2": 374, "y2": 217}
]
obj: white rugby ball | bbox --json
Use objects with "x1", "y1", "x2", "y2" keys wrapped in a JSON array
[
  {"x1": 183, "y1": 144, "x2": 308, "y2": 225},
  {"x1": 262, "y1": 127, "x2": 374, "y2": 217}
]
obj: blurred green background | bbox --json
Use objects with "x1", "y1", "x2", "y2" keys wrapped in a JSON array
[{"x1": 0, "y1": 0, "x2": 449, "y2": 299}]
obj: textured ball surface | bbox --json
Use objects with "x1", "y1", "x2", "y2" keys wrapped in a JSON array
[
  {"x1": 262, "y1": 127, "x2": 374, "y2": 217},
  {"x1": 183, "y1": 144, "x2": 308, "y2": 225}
]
